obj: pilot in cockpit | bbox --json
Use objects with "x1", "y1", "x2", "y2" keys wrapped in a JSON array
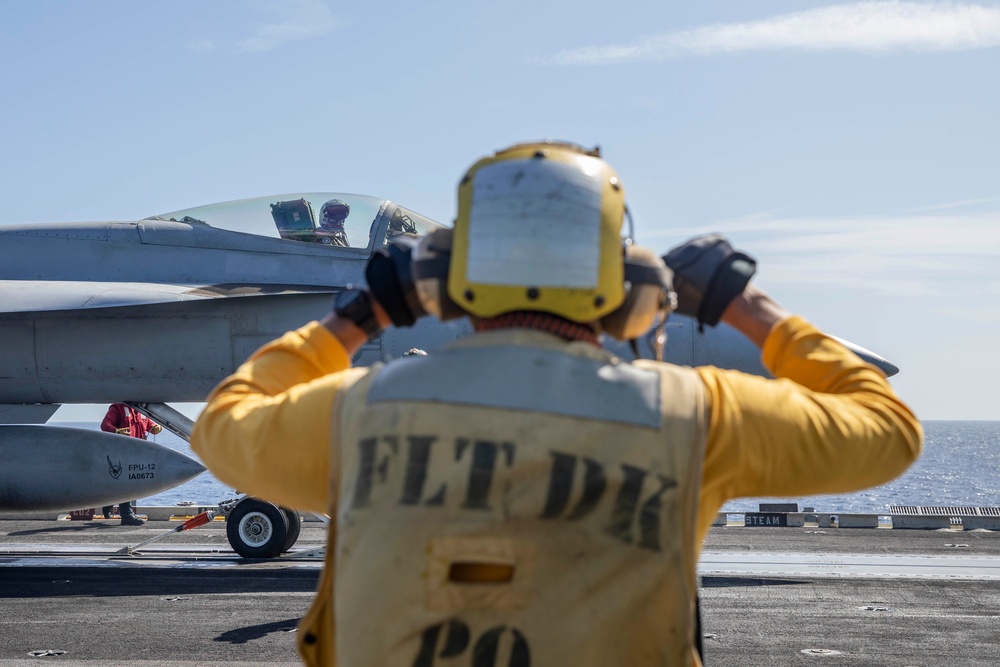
[
  {"x1": 386, "y1": 208, "x2": 418, "y2": 239},
  {"x1": 318, "y1": 199, "x2": 351, "y2": 247}
]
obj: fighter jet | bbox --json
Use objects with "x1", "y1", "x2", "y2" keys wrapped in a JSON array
[
  {"x1": 0, "y1": 191, "x2": 896, "y2": 516},
  {"x1": 0, "y1": 193, "x2": 469, "y2": 512}
]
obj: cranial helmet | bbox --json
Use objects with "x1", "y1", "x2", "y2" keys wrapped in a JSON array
[
  {"x1": 410, "y1": 141, "x2": 675, "y2": 342},
  {"x1": 320, "y1": 199, "x2": 350, "y2": 228},
  {"x1": 448, "y1": 142, "x2": 625, "y2": 321},
  {"x1": 402, "y1": 348, "x2": 427, "y2": 357}
]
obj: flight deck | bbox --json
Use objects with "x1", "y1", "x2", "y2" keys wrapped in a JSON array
[{"x1": 1, "y1": 518, "x2": 998, "y2": 666}]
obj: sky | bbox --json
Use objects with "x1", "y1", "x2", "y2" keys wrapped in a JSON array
[{"x1": 1, "y1": 0, "x2": 997, "y2": 421}]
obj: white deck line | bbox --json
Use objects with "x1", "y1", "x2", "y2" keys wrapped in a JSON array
[{"x1": 699, "y1": 550, "x2": 1000, "y2": 580}]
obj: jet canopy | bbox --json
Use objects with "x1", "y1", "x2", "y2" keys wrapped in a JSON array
[{"x1": 147, "y1": 193, "x2": 446, "y2": 252}]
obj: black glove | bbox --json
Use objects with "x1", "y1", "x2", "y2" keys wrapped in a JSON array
[
  {"x1": 364, "y1": 236, "x2": 427, "y2": 327},
  {"x1": 661, "y1": 233, "x2": 756, "y2": 329}
]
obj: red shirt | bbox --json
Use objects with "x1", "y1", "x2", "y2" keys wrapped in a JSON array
[{"x1": 101, "y1": 404, "x2": 158, "y2": 440}]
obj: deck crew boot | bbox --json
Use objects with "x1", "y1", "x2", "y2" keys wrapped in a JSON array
[
  {"x1": 119, "y1": 504, "x2": 145, "y2": 526},
  {"x1": 102, "y1": 506, "x2": 114, "y2": 519}
]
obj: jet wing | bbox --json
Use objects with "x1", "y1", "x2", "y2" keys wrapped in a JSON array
[
  {"x1": 0, "y1": 403, "x2": 61, "y2": 425},
  {"x1": 0, "y1": 280, "x2": 335, "y2": 314}
]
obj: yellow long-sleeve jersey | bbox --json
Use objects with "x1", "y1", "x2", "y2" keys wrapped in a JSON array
[{"x1": 191, "y1": 315, "x2": 921, "y2": 666}]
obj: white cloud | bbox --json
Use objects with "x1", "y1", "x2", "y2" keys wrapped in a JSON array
[
  {"x1": 549, "y1": 1, "x2": 1000, "y2": 64},
  {"x1": 907, "y1": 195, "x2": 1000, "y2": 212},
  {"x1": 185, "y1": 39, "x2": 216, "y2": 54},
  {"x1": 650, "y1": 210, "x2": 1000, "y2": 297},
  {"x1": 234, "y1": 0, "x2": 340, "y2": 52},
  {"x1": 182, "y1": 0, "x2": 340, "y2": 54}
]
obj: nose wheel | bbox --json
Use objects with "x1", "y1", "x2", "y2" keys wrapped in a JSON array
[{"x1": 225, "y1": 497, "x2": 302, "y2": 558}]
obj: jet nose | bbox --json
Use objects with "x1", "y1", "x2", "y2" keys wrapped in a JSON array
[{"x1": 831, "y1": 336, "x2": 899, "y2": 377}]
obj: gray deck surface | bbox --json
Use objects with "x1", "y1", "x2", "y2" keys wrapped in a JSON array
[{"x1": 1, "y1": 518, "x2": 998, "y2": 666}]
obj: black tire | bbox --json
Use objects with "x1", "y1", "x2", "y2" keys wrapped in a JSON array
[
  {"x1": 280, "y1": 508, "x2": 302, "y2": 553},
  {"x1": 226, "y1": 498, "x2": 289, "y2": 558}
]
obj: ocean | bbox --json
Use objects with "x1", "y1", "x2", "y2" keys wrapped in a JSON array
[
  {"x1": 721, "y1": 420, "x2": 1000, "y2": 514},
  {"x1": 56, "y1": 420, "x2": 1000, "y2": 513}
]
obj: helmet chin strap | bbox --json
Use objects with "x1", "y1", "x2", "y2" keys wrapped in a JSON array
[
  {"x1": 649, "y1": 312, "x2": 669, "y2": 362},
  {"x1": 626, "y1": 314, "x2": 668, "y2": 361},
  {"x1": 651, "y1": 289, "x2": 677, "y2": 362},
  {"x1": 627, "y1": 294, "x2": 674, "y2": 361}
]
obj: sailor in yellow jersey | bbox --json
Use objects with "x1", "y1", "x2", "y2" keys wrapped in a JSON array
[{"x1": 191, "y1": 142, "x2": 922, "y2": 667}]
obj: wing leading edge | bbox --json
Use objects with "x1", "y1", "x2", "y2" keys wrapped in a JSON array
[{"x1": 0, "y1": 280, "x2": 337, "y2": 314}]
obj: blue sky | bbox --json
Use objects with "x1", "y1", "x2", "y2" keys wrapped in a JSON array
[{"x1": 1, "y1": 1, "x2": 997, "y2": 421}]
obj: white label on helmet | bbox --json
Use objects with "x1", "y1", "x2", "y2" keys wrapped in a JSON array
[{"x1": 467, "y1": 158, "x2": 601, "y2": 288}]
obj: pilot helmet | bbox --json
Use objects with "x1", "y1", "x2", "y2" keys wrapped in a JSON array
[
  {"x1": 403, "y1": 348, "x2": 427, "y2": 357},
  {"x1": 320, "y1": 199, "x2": 350, "y2": 229}
]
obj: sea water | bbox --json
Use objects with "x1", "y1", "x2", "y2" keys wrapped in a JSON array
[
  {"x1": 724, "y1": 420, "x2": 1000, "y2": 513},
  {"x1": 55, "y1": 420, "x2": 1000, "y2": 512}
]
